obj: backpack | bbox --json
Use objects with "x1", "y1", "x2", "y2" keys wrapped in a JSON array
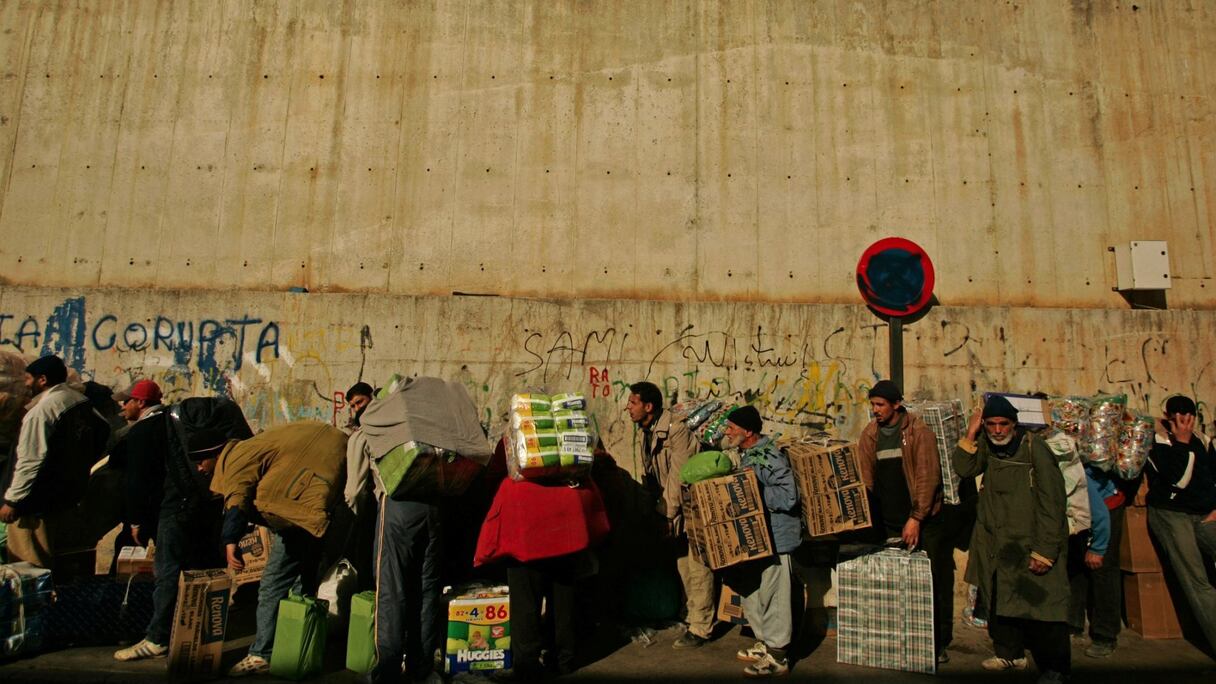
[{"x1": 163, "y1": 397, "x2": 253, "y2": 514}]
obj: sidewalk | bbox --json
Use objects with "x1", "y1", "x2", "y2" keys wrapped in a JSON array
[{"x1": 2, "y1": 615, "x2": 1213, "y2": 683}]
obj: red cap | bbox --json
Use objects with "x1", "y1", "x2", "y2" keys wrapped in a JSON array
[{"x1": 117, "y1": 379, "x2": 162, "y2": 404}]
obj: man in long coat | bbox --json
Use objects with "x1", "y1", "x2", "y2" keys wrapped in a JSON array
[{"x1": 953, "y1": 395, "x2": 1070, "y2": 684}]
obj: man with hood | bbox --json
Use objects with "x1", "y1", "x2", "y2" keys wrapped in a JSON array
[
  {"x1": 954, "y1": 395, "x2": 1070, "y2": 684},
  {"x1": 856, "y1": 380, "x2": 955, "y2": 663}
]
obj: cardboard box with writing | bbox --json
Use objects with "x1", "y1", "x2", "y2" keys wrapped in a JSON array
[
  {"x1": 1124, "y1": 572, "x2": 1181, "y2": 639},
  {"x1": 230, "y1": 526, "x2": 273, "y2": 586},
  {"x1": 717, "y1": 585, "x2": 746, "y2": 625},
  {"x1": 785, "y1": 440, "x2": 871, "y2": 538},
  {"x1": 681, "y1": 470, "x2": 774, "y2": 570},
  {"x1": 168, "y1": 569, "x2": 231, "y2": 680},
  {"x1": 116, "y1": 544, "x2": 156, "y2": 579},
  {"x1": 1120, "y1": 507, "x2": 1162, "y2": 573}
]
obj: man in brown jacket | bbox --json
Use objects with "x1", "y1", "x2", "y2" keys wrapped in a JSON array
[
  {"x1": 210, "y1": 420, "x2": 348, "y2": 677},
  {"x1": 625, "y1": 381, "x2": 712, "y2": 648},
  {"x1": 856, "y1": 380, "x2": 955, "y2": 664}
]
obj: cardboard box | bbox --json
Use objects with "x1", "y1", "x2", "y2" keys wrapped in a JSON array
[
  {"x1": 116, "y1": 544, "x2": 156, "y2": 579},
  {"x1": 1119, "y1": 507, "x2": 1162, "y2": 573},
  {"x1": 681, "y1": 470, "x2": 774, "y2": 570},
  {"x1": 230, "y1": 526, "x2": 273, "y2": 586},
  {"x1": 168, "y1": 569, "x2": 232, "y2": 679},
  {"x1": 786, "y1": 440, "x2": 871, "y2": 538},
  {"x1": 717, "y1": 585, "x2": 746, "y2": 625},
  {"x1": 1124, "y1": 572, "x2": 1182, "y2": 639},
  {"x1": 445, "y1": 587, "x2": 511, "y2": 674},
  {"x1": 983, "y1": 392, "x2": 1048, "y2": 428}
]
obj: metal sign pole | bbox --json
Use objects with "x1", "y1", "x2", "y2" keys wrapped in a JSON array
[{"x1": 889, "y1": 317, "x2": 904, "y2": 390}]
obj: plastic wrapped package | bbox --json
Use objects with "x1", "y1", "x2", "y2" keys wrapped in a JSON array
[
  {"x1": 0, "y1": 352, "x2": 31, "y2": 452},
  {"x1": 1116, "y1": 413, "x2": 1155, "y2": 479},
  {"x1": 1083, "y1": 395, "x2": 1127, "y2": 470},
  {"x1": 1048, "y1": 396, "x2": 1091, "y2": 440},
  {"x1": 695, "y1": 405, "x2": 739, "y2": 447},
  {"x1": 506, "y1": 393, "x2": 596, "y2": 481},
  {"x1": 671, "y1": 400, "x2": 723, "y2": 432}
]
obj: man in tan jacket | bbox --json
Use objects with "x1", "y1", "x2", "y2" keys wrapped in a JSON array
[
  {"x1": 625, "y1": 381, "x2": 712, "y2": 648},
  {"x1": 210, "y1": 420, "x2": 348, "y2": 677},
  {"x1": 856, "y1": 380, "x2": 955, "y2": 664}
]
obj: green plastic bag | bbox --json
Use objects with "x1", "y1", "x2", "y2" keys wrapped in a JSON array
[
  {"x1": 269, "y1": 594, "x2": 329, "y2": 680},
  {"x1": 346, "y1": 591, "x2": 376, "y2": 674},
  {"x1": 679, "y1": 450, "x2": 733, "y2": 484}
]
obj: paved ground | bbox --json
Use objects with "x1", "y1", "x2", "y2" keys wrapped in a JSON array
[{"x1": 3, "y1": 605, "x2": 1214, "y2": 684}]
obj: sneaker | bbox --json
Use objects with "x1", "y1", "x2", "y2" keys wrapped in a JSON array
[
  {"x1": 981, "y1": 656, "x2": 1028, "y2": 671},
  {"x1": 672, "y1": 631, "x2": 708, "y2": 649},
  {"x1": 937, "y1": 651, "x2": 950, "y2": 665},
  {"x1": 1037, "y1": 671, "x2": 1068, "y2": 684},
  {"x1": 1085, "y1": 640, "x2": 1116, "y2": 658},
  {"x1": 113, "y1": 639, "x2": 167, "y2": 661},
  {"x1": 743, "y1": 652, "x2": 789, "y2": 678},
  {"x1": 228, "y1": 654, "x2": 271, "y2": 677},
  {"x1": 736, "y1": 641, "x2": 768, "y2": 663}
]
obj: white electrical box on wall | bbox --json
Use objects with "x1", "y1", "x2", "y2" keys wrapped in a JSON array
[{"x1": 1113, "y1": 240, "x2": 1171, "y2": 291}]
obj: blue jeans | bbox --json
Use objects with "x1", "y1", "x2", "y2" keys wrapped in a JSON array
[
  {"x1": 148, "y1": 509, "x2": 221, "y2": 645},
  {"x1": 371, "y1": 498, "x2": 442, "y2": 683},
  {"x1": 249, "y1": 527, "x2": 323, "y2": 658}
]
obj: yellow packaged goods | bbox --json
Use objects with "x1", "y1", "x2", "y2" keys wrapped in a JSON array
[
  {"x1": 168, "y1": 569, "x2": 231, "y2": 679},
  {"x1": 550, "y1": 393, "x2": 587, "y2": 411},
  {"x1": 506, "y1": 392, "x2": 596, "y2": 481},
  {"x1": 445, "y1": 587, "x2": 512, "y2": 674}
]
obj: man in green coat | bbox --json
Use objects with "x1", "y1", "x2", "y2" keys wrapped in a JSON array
[{"x1": 953, "y1": 395, "x2": 1070, "y2": 684}]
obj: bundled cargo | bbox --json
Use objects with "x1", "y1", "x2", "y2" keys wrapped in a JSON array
[
  {"x1": 360, "y1": 375, "x2": 493, "y2": 498},
  {"x1": 506, "y1": 393, "x2": 595, "y2": 481},
  {"x1": 269, "y1": 594, "x2": 329, "y2": 680},
  {"x1": 681, "y1": 470, "x2": 774, "y2": 570},
  {"x1": 1116, "y1": 412, "x2": 1155, "y2": 480},
  {"x1": 0, "y1": 562, "x2": 52, "y2": 658},
  {"x1": 784, "y1": 437, "x2": 871, "y2": 538},
  {"x1": 671, "y1": 400, "x2": 725, "y2": 432},
  {"x1": 0, "y1": 352, "x2": 31, "y2": 453},
  {"x1": 1083, "y1": 394, "x2": 1127, "y2": 470},
  {"x1": 679, "y1": 450, "x2": 734, "y2": 485},
  {"x1": 837, "y1": 548, "x2": 935, "y2": 674},
  {"x1": 346, "y1": 591, "x2": 376, "y2": 673},
  {"x1": 694, "y1": 404, "x2": 739, "y2": 447},
  {"x1": 1048, "y1": 396, "x2": 1091, "y2": 438},
  {"x1": 905, "y1": 399, "x2": 966, "y2": 505}
]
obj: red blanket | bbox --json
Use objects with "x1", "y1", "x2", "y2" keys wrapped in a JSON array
[{"x1": 474, "y1": 476, "x2": 610, "y2": 566}]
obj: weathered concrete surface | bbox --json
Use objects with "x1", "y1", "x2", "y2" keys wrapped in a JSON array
[
  {"x1": 0, "y1": 1, "x2": 1213, "y2": 307},
  {"x1": 1, "y1": 286, "x2": 1212, "y2": 467}
]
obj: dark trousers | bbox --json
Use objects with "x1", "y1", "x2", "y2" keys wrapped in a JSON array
[
  {"x1": 147, "y1": 507, "x2": 221, "y2": 646},
  {"x1": 508, "y1": 556, "x2": 581, "y2": 676},
  {"x1": 372, "y1": 499, "x2": 442, "y2": 683},
  {"x1": 1068, "y1": 506, "x2": 1124, "y2": 645},
  {"x1": 902, "y1": 497, "x2": 976, "y2": 654},
  {"x1": 988, "y1": 584, "x2": 1071, "y2": 674}
]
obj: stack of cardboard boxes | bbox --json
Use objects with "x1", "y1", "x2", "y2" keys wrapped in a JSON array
[{"x1": 1120, "y1": 498, "x2": 1182, "y2": 639}]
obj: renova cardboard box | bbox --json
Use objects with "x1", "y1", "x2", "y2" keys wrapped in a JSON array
[
  {"x1": 168, "y1": 569, "x2": 231, "y2": 680},
  {"x1": 1124, "y1": 572, "x2": 1182, "y2": 639},
  {"x1": 230, "y1": 526, "x2": 273, "y2": 586},
  {"x1": 445, "y1": 587, "x2": 511, "y2": 674},
  {"x1": 681, "y1": 470, "x2": 774, "y2": 570},
  {"x1": 785, "y1": 440, "x2": 871, "y2": 538},
  {"x1": 1120, "y1": 507, "x2": 1163, "y2": 573}
]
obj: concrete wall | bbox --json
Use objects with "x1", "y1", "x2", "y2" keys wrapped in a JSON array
[
  {"x1": 1, "y1": 1, "x2": 1214, "y2": 308},
  {"x1": 3, "y1": 286, "x2": 1212, "y2": 464}
]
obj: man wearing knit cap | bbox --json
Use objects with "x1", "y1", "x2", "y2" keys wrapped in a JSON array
[
  {"x1": 856, "y1": 379, "x2": 957, "y2": 664},
  {"x1": 954, "y1": 395, "x2": 1070, "y2": 683},
  {"x1": 1, "y1": 355, "x2": 108, "y2": 567},
  {"x1": 1143, "y1": 395, "x2": 1216, "y2": 653},
  {"x1": 722, "y1": 405, "x2": 800, "y2": 678}
]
